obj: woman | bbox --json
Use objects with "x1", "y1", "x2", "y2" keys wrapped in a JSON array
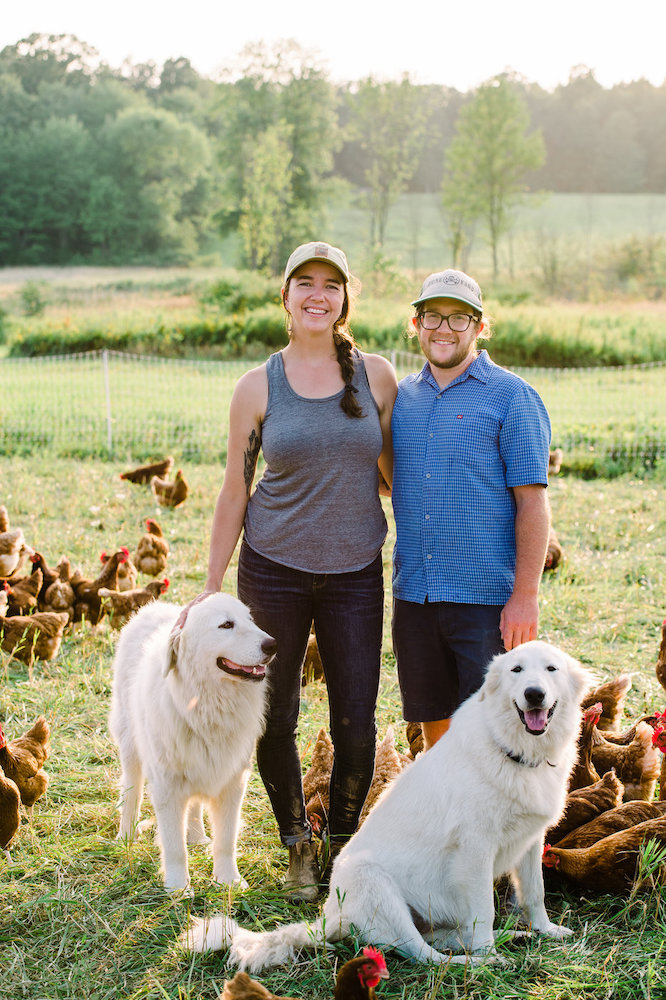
[{"x1": 178, "y1": 241, "x2": 397, "y2": 900}]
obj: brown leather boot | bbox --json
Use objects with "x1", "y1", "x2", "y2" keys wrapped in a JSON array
[{"x1": 283, "y1": 839, "x2": 320, "y2": 902}]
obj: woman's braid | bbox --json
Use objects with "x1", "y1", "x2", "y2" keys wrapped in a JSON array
[{"x1": 333, "y1": 328, "x2": 363, "y2": 418}]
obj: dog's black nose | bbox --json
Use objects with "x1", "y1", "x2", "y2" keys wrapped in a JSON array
[
  {"x1": 262, "y1": 637, "x2": 278, "y2": 656},
  {"x1": 524, "y1": 685, "x2": 545, "y2": 707}
]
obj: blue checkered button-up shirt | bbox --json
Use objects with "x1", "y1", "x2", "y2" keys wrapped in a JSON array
[{"x1": 391, "y1": 350, "x2": 551, "y2": 605}]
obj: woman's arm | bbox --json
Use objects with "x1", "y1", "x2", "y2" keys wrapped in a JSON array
[
  {"x1": 364, "y1": 352, "x2": 398, "y2": 491},
  {"x1": 174, "y1": 365, "x2": 268, "y2": 627}
]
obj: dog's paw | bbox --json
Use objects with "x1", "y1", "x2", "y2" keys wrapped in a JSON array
[
  {"x1": 166, "y1": 883, "x2": 194, "y2": 899},
  {"x1": 116, "y1": 828, "x2": 139, "y2": 844},
  {"x1": 539, "y1": 923, "x2": 573, "y2": 939},
  {"x1": 212, "y1": 868, "x2": 248, "y2": 890},
  {"x1": 163, "y1": 869, "x2": 192, "y2": 895},
  {"x1": 188, "y1": 831, "x2": 212, "y2": 846}
]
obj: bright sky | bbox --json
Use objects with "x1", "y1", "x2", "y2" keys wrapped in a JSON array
[{"x1": 3, "y1": 0, "x2": 666, "y2": 92}]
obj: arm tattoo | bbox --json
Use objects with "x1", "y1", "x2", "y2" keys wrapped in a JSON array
[{"x1": 243, "y1": 428, "x2": 261, "y2": 495}]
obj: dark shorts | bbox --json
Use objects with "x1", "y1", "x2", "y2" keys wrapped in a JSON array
[{"x1": 391, "y1": 598, "x2": 504, "y2": 722}]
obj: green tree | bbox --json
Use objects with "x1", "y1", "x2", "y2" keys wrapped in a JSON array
[
  {"x1": 442, "y1": 76, "x2": 545, "y2": 278},
  {"x1": 98, "y1": 106, "x2": 216, "y2": 261},
  {"x1": 238, "y1": 124, "x2": 294, "y2": 272},
  {"x1": 349, "y1": 76, "x2": 427, "y2": 249},
  {"x1": 0, "y1": 33, "x2": 100, "y2": 94},
  {"x1": 0, "y1": 116, "x2": 95, "y2": 263},
  {"x1": 212, "y1": 41, "x2": 340, "y2": 269}
]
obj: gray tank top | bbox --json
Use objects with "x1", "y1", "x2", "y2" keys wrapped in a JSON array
[{"x1": 244, "y1": 350, "x2": 387, "y2": 573}]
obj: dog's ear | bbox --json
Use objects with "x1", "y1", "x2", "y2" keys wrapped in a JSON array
[
  {"x1": 164, "y1": 629, "x2": 180, "y2": 676},
  {"x1": 565, "y1": 654, "x2": 594, "y2": 701},
  {"x1": 478, "y1": 652, "x2": 504, "y2": 700}
]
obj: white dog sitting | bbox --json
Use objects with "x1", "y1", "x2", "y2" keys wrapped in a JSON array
[
  {"x1": 182, "y1": 640, "x2": 591, "y2": 967},
  {"x1": 109, "y1": 593, "x2": 276, "y2": 891}
]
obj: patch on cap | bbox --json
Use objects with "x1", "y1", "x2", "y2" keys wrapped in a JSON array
[
  {"x1": 411, "y1": 268, "x2": 482, "y2": 312},
  {"x1": 283, "y1": 241, "x2": 350, "y2": 283}
]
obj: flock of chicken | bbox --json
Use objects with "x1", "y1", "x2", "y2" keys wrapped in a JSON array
[
  {"x1": 0, "y1": 454, "x2": 191, "y2": 670},
  {"x1": 0, "y1": 507, "x2": 171, "y2": 669},
  {"x1": 0, "y1": 456, "x2": 194, "y2": 857}
]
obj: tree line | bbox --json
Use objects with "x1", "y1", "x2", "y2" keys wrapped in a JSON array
[{"x1": 1, "y1": 34, "x2": 664, "y2": 270}]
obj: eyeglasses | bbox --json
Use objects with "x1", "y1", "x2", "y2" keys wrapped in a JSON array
[{"x1": 418, "y1": 310, "x2": 479, "y2": 333}]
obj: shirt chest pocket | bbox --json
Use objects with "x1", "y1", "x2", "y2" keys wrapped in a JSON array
[{"x1": 435, "y1": 410, "x2": 501, "y2": 463}]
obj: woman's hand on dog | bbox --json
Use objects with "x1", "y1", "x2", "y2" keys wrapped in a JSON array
[{"x1": 172, "y1": 589, "x2": 218, "y2": 634}]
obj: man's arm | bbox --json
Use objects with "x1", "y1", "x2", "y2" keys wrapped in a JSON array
[{"x1": 500, "y1": 484, "x2": 551, "y2": 650}]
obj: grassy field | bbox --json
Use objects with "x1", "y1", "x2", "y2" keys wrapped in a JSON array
[{"x1": 1, "y1": 457, "x2": 666, "y2": 999}]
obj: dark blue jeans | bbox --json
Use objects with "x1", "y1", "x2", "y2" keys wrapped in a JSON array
[
  {"x1": 238, "y1": 540, "x2": 384, "y2": 846},
  {"x1": 392, "y1": 598, "x2": 504, "y2": 721}
]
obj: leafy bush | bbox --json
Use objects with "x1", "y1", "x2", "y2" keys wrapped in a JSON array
[{"x1": 20, "y1": 281, "x2": 48, "y2": 316}]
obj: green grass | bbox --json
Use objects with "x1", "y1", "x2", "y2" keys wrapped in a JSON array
[{"x1": 1, "y1": 457, "x2": 666, "y2": 998}]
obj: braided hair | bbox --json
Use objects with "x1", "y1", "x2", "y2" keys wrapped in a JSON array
[{"x1": 283, "y1": 277, "x2": 364, "y2": 419}]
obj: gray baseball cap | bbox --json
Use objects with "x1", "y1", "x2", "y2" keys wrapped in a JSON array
[
  {"x1": 283, "y1": 242, "x2": 350, "y2": 283},
  {"x1": 412, "y1": 269, "x2": 483, "y2": 313}
]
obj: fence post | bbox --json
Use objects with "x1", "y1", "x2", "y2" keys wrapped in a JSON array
[{"x1": 102, "y1": 349, "x2": 113, "y2": 456}]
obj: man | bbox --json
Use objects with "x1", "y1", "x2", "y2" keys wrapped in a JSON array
[{"x1": 391, "y1": 269, "x2": 552, "y2": 750}]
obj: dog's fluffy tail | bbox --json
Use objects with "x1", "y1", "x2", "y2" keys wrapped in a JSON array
[
  {"x1": 180, "y1": 912, "x2": 240, "y2": 953},
  {"x1": 180, "y1": 913, "x2": 327, "y2": 973}
]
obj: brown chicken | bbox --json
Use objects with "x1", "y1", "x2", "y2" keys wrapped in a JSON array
[
  {"x1": 591, "y1": 720, "x2": 660, "y2": 801},
  {"x1": 358, "y1": 727, "x2": 410, "y2": 825},
  {"x1": 0, "y1": 717, "x2": 49, "y2": 814},
  {"x1": 41, "y1": 556, "x2": 76, "y2": 621},
  {"x1": 99, "y1": 578, "x2": 169, "y2": 629},
  {"x1": 581, "y1": 673, "x2": 632, "y2": 731},
  {"x1": 301, "y1": 628, "x2": 325, "y2": 686},
  {"x1": 134, "y1": 517, "x2": 169, "y2": 576},
  {"x1": 555, "y1": 800, "x2": 666, "y2": 850},
  {"x1": 100, "y1": 549, "x2": 137, "y2": 591},
  {"x1": 547, "y1": 769, "x2": 624, "y2": 844},
  {"x1": 133, "y1": 518, "x2": 170, "y2": 577},
  {"x1": 568, "y1": 703, "x2": 602, "y2": 791},
  {"x1": 72, "y1": 547, "x2": 129, "y2": 626},
  {"x1": 120, "y1": 456, "x2": 174, "y2": 485},
  {"x1": 0, "y1": 505, "x2": 8, "y2": 533},
  {"x1": 219, "y1": 947, "x2": 388, "y2": 1000},
  {"x1": 548, "y1": 448, "x2": 564, "y2": 476},
  {"x1": 651, "y1": 720, "x2": 666, "y2": 800},
  {"x1": 6, "y1": 568, "x2": 43, "y2": 616},
  {"x1": 0, "y1": 526, "x2": 32, "y2": 579},
  {"x1": 656, "y1": 619, "x2": 666, "y2": 692},
  {"x1": 543, "y1": 527, "x2": 563, "y2": 571},
  {"x1": 151, "y1": 468, "x2": 189, "y2": 508},
  {"x1": 303, "y1": 726, "x2": 335, "y2": 836},
  {"x1": 0, "y1": 611, "x2": 69, "y2": 666},
  {"x1": 29, "y1": 551, "x2": 60, "y2": 602},
  {"x1": 543, "y1": 815, "x2": 666, "y2": 893},
  {"x1": 0, "y1": 768, "x2": 21, "y2": 859},
  {"x1": 305, "y1": 727, "x2": 409, "y2": 836}
]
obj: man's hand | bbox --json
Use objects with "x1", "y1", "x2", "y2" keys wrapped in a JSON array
[{"x1": 500, "y1": 594, "x2": 538, "y2": 650}]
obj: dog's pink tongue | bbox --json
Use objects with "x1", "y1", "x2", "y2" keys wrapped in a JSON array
[
  {"x1": 525, "y1": 708, "x2": 548, "y2": 732},
  {"x1": 231, "y1": 661, "x2": 262, "y2": 675}
]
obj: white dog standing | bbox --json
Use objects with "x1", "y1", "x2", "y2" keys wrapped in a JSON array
[
  {"x1": 109, "y1": 593, "x2": 276, "y2": 891},
  {"x1": 182, "y1": 640, "x2": 591, "y2": 968}
]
